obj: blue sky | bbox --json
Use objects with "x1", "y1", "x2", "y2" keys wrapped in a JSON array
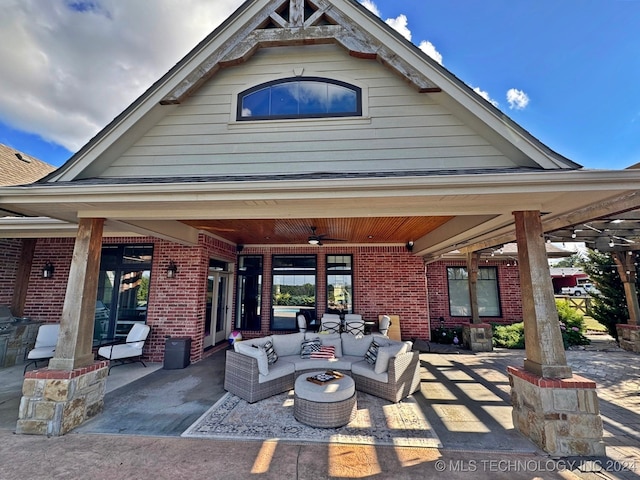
[{"x1": 0, "y1": 0, "x2": 638, "y2": 169}]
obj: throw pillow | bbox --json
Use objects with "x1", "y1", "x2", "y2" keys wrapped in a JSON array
[
  {"x1": 364, "y1": 339, "x2": 381, "y2": 365},
  {"x1": 310, "y1": 345, "x2": 336, "y2": 359},
  {"x1": 263, "y1": 340, "x2": 278, "y2": 365},
  {"x1": 300, "y1": 338, "x2": 321, "y2": 358}
]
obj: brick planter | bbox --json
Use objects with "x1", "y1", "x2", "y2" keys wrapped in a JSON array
[
  {"x1": 462, "y1": 323, "x2": 493, "y2": 352},
  {"x1": 508, "y1": 366, "x2": 605, "y2": 456},
  {"x1": 16, "y1": 361, "x2": 108, "y2": 436},
  {"x1": 616, "y1": 324, "x2": 640, "y2": 353}
]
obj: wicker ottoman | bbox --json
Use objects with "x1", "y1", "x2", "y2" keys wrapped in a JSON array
[{"x1": 294, "y1": 372, "x2": 357, "y2": 428}]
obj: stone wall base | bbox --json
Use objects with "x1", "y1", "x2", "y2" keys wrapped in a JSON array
[
  {"x1": 462, "y1": 323, "x2": 493, "y2": 352},
  {"x1": 616, "y1": 324, "x2": 640, "y2": 353},
  {"x1": 508, "y1": 366, "x2": 605, "y2": 456},
  {"x1": 16, "y1": 361, "x2": 108, "y2": 436}
]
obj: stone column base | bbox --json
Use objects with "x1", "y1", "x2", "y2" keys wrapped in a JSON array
[
  {"x1": 16, "y1": 360, "x2": 108, "y2": 436},
  {"x1": 616, "y1": 324, "x2": 640, "y2": 353},
  {"x1": 508, "y1": 366, "x2": 605, "y2": 456},
  {"x1": 462, "y1": 323, "x2": 493, "y2": 352}
]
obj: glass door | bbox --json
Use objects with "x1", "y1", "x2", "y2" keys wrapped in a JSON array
[
  {"x1": 94, "y1": 245, "x2": 153, "y2": 345},
  {"x1": 204, "y1": 260, "x2": 231, "y2": 348}
]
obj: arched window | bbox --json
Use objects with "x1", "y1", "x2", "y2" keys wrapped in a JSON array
[{"x1": 237, "y1": 77, "x2": 361, "y2": 121}]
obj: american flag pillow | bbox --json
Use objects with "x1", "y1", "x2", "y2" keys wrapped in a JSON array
[{"x1": 310, "y1": 345, "x2": 336, "y2": 359}]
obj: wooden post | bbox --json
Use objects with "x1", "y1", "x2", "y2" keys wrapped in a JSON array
[
  {"x1": 613, "y1": 251, "x2": 640, "y2": 326},
  {"x1": 290, "y1": 0, "x2": 304, "y2": 27},
  {"x1": 11, "y1": 238, "x2": 36, "y2": 317},
  {"x1": 466, "y1": 251, "x2": 480, "y2": 324},
  {"x1": 49, "y1": 218, "x2": 104, "y2": 371},
  {"x1": 514, "y1": 211, "x2": 571, "y2": 379}
]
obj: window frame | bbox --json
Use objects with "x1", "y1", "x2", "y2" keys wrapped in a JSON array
[
  {"x1": 236, "y1": 255, "x2": 264, "y2": 331},
  {"x1": 237, "y1": 76, "x2": 362, "y2": 121},
  {"x1": 446, "y1": 266, "x2": 502, "y2": 318},
  {"x1": 271, "y1": 254, "x2": 317, "y2": 331},
  {"x1": 326, "y1": 254, "x2": 353, "y2": 315}
]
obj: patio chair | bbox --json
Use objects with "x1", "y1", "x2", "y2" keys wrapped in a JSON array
[
  {"x1": 379, "y1": 315, "x2": 392, "y2": 336},
  {"x1": 97, "y1": 323, "x2": 150, "y2": 373},
  {"x1": 343, "y1": 314, "x2": 365, "y2": 336},
  {"x1": 319, "y1": 314, "x2": 341, "y2": 334},
  {"x1": 24, "y1": 323, "x2": 60, "y2": 374},
  {"x1": 297, "y1": 314, "x2": 307, "y2": 333}
]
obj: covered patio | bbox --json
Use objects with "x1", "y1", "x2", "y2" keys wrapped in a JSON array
[{"x1": 1, "y1": 338, "x2": 638, "y2": 477}]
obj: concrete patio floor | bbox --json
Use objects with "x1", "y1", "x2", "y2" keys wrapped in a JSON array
[{"x1": 0, "y1": 336, "x2": 639, "y2": 479}]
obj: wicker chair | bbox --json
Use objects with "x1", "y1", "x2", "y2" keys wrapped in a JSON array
[
  {"x1": 224, "y1": 350, "x2": 295, "y2": 403},
  {"x1": 351, "y1": 350, "x2": 421, "y2": 403}
]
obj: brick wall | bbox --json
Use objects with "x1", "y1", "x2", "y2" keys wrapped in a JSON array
[
  {"x1": 0, "y1": 238, "x2": 21, "y2": 305},
  {"x1": 11, "y1": 235, "x2": 527, "y2": 365},
  {"x1": 425, "y1": 259, "x2": 523, "y2": 329},
  {"x1": 241, "y1": 245, "x2": 430, "y2": 341}
]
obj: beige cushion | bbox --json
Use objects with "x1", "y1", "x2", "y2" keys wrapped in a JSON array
[
  {"x1": 374, "y1": 343, "x2": 407, "y2": 374},
  {"x1": 271, "y1": 332, "x2": 305, "y2": 356},
  {"x1": 341, "y1": 333, "x2": 373, "y2": 357},
  {"x1": 294, "y1": 372, "x2": 355, "y2": 402},
  {"x1": 235, "y1": 342, "x2": 269, "y2": 375}
]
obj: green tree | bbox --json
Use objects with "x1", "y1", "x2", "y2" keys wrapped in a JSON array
[
  {"x1": 553, "y1": 252, "x2": 585, "y2": 268},
  {"x1": 582, "y1": 250, "x2": 639, "y2": 340}
]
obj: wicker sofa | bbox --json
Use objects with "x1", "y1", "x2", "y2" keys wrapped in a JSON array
[{"x1": 224, "y1": 331, "x2": 421, "y2": 403}]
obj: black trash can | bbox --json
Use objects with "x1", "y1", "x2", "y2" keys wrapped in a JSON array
[{"x1": 164, "y1": 337, "x2": 191, "y2": 369}]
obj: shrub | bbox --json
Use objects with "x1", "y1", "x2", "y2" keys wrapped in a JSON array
[
  {"x1": 556, "y1": 299, "x2": 590, "y2": 349},
  {"x1": 492, "y1": 322, "x2": 525, "y2": 349},
  {"x1": 491, "y1": 300, "x2": 590, "y2": 350}
]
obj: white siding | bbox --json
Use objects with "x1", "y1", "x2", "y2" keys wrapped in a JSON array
[{"x1": 101, "y1": 44, "x2": 518, "y2": 178}]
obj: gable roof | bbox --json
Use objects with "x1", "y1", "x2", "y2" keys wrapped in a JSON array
[
  {"x1": 0, "y1": 143, "x2": 55, "y2": 186},
  {"x1": 43, "y1": 0, "x2": 580, "y2": 183},
  {"x1": 2, "y1": 0, "x2": 639, "y2": 259}
]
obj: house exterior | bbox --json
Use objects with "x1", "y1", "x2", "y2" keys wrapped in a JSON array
[{"x1": 2, "y1": 0, "x2": 640, "y2": 453}]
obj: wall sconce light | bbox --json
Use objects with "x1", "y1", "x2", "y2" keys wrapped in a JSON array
[
  {"x1": 42, "y1": 261, "x2": 54, "y2": 278},
  {"x1": 166, "y1": 261, "x2": 178, "y2": 278},
  {"x1": 406, "y1": 241, "x2": 414, "y2": 252}
]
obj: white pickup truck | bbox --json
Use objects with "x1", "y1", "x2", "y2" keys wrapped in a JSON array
[{"x1": 560, "y1": 283, "x2": 598, "y2": 296}]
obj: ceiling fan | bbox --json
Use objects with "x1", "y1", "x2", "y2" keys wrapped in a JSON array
[{"x1": 307, "y1": 226, "x2": 345, "y2": 245}]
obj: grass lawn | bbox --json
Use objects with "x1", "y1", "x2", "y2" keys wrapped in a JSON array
[{"x1": 583, "y1": 316, "x2": 608, "y2": 333}]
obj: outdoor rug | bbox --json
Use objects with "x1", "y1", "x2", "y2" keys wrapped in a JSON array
[{"x1": 182, "y1": 390, "x2": 442, "y2": 448}]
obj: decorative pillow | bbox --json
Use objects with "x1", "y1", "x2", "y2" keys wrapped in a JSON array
[
  {"x1": 364, "y1": 339, "x2": 381, "y2": 365},
  {"x1": 234, "y1": 342, "x2": 269, "y2": 375},
  {"x1": 310, "y1": 345, "x2": 336, "y2": 359},
  {"x1": 300, "y1": 338, "x2": 321, "y2": 358},
  {"x1": 318, "y1": 333, "x2": 342, "y2": 357},
  {"x1": 263, "y1": 340, "x2": 278, "y2": 365},
  {"x1": 374, "y1": 343, "x2": 407, "y2": 374}
]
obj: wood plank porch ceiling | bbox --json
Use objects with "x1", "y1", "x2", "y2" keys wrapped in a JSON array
[{"x1": 181, "y1": 216, "x2": 454, "y2": 245}]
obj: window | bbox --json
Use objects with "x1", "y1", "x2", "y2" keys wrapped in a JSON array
[
  {"x1": 238, "y1": 77, "x2": 361, "y2": 121},
  {"x1": 272, "y1": 255, "x2": 316, "y2": 330},
  {"x1": 326, "y1": 254, "x2": 353, "y2": 314},
  {"x1": 95, "y1": 245, "x2": 153, "y2": 343},
  {"x1": 447, "y1": 266, "x2": 501, "y2": 317},
  {"x1": 236, "y1": 256, "x2": 263, "y2": 331}
]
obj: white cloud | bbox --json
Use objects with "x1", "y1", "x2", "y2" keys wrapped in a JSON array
[
  {"x1": 386, "y1": 14, "x2": 412, "y2": 41},
  {"x1": 359, "y1": 0, "x2": 381, "y2": 17},
  {"x1": 0, "y1": 0, "x2": 242, "y2": 152},
  {"x1": 473, "y1": 87, "x2": 499, "y2": 107},
  {"x1": 418, "y1": 41, "x2": 443, "y2": 65},
  {"x1": 506, "y1": 88, "x2": 530, "y2": 110}
]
